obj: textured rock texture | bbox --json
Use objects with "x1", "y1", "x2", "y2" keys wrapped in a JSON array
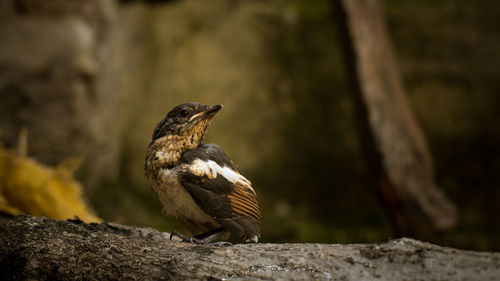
[{"x1": 0, "y1": 215, "x2": 499, "y2": 280}]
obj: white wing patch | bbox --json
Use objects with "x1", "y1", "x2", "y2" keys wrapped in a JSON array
[{"x1": 189, "y1": 159, "x2": 254, "y2": 193}]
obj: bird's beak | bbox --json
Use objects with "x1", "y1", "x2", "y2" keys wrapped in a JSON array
[{"x1": 188, "y1": 104, "x2": 223, "y2": 123}]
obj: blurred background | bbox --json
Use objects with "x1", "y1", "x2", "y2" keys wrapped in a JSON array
[{"x1": 0, "y1": 0, "x2": 499, "y2": 251}]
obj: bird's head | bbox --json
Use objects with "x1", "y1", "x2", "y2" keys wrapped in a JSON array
[{"x1": 151, "y1": 102, "x2": 223, "y2": 150}]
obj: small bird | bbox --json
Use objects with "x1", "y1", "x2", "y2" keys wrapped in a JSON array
[{"x1": 144, "y1": 102, "x2": 261, "y2": 243}]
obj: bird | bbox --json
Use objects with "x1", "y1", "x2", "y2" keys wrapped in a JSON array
[{"x1": 144, "y1": 102, "x2": 261, "y2": 244}]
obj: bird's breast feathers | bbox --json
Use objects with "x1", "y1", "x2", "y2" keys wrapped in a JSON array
[{"x1": 152, "y1": 168, "x2": 215, "y2": 224}]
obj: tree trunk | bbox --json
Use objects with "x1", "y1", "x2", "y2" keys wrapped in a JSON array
[
  {"x1": 332, "y1": 0, "x2": 457, "y2": 240},
  {"x1": 0, "y1": 0, "x2": 120, "y2": 187},
  {"x1": 1, "y1": 215, "x2": 498, "y2": 280}
]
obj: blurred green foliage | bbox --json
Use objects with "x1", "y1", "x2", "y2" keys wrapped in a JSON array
[
  {"x1": 88, "y1": 0, "x2": 500, "y2": 251},
  {"x1": 254, "y1": 0, "x2": 391, "y2": 243}
]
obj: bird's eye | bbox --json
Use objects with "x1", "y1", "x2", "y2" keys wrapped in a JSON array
[{"x1": 179, "y1": 109, "x2": 189, "y2": 118}]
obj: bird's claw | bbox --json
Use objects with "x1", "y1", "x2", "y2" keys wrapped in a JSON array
[
  {"x1": 170, "y1": 230, "x2": 197, "y2": 243},
  {"x1": 169, "y1": 230, "x2": 232, "y2": 246},
  {"x1": 208, "y1": 241, "x2": 232, "y2": 246}
]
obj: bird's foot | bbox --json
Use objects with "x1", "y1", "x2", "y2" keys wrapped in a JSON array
[
  {"x1": 207, "y1": 241, "x2": 232, "y2": 246},
  {"x1": 170, "y1": 230, "x2": 199, "y2": 243},
  {"x1": 170, "y1": 229, "x2": 232, "y2": 246}
]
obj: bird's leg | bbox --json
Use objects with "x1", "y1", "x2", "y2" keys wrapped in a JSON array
[
  {"x1": 170, "y1": 227, "x2": 231, "y2": 246},
  {"x1": 194, "y1": 227, "x2": 231, "y2": 245},
  {"x1": 170, "y1": 230, "x2": 197, "y2": 243}
]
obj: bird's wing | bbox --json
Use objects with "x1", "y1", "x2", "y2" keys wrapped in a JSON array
[{"x1": 178, "y1": 144, "x2": 261, "y2": 238}]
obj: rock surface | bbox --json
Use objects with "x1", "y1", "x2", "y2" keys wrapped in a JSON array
[{"x1": 0, "y1": 215, "x2": 499, "y2": 280}]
